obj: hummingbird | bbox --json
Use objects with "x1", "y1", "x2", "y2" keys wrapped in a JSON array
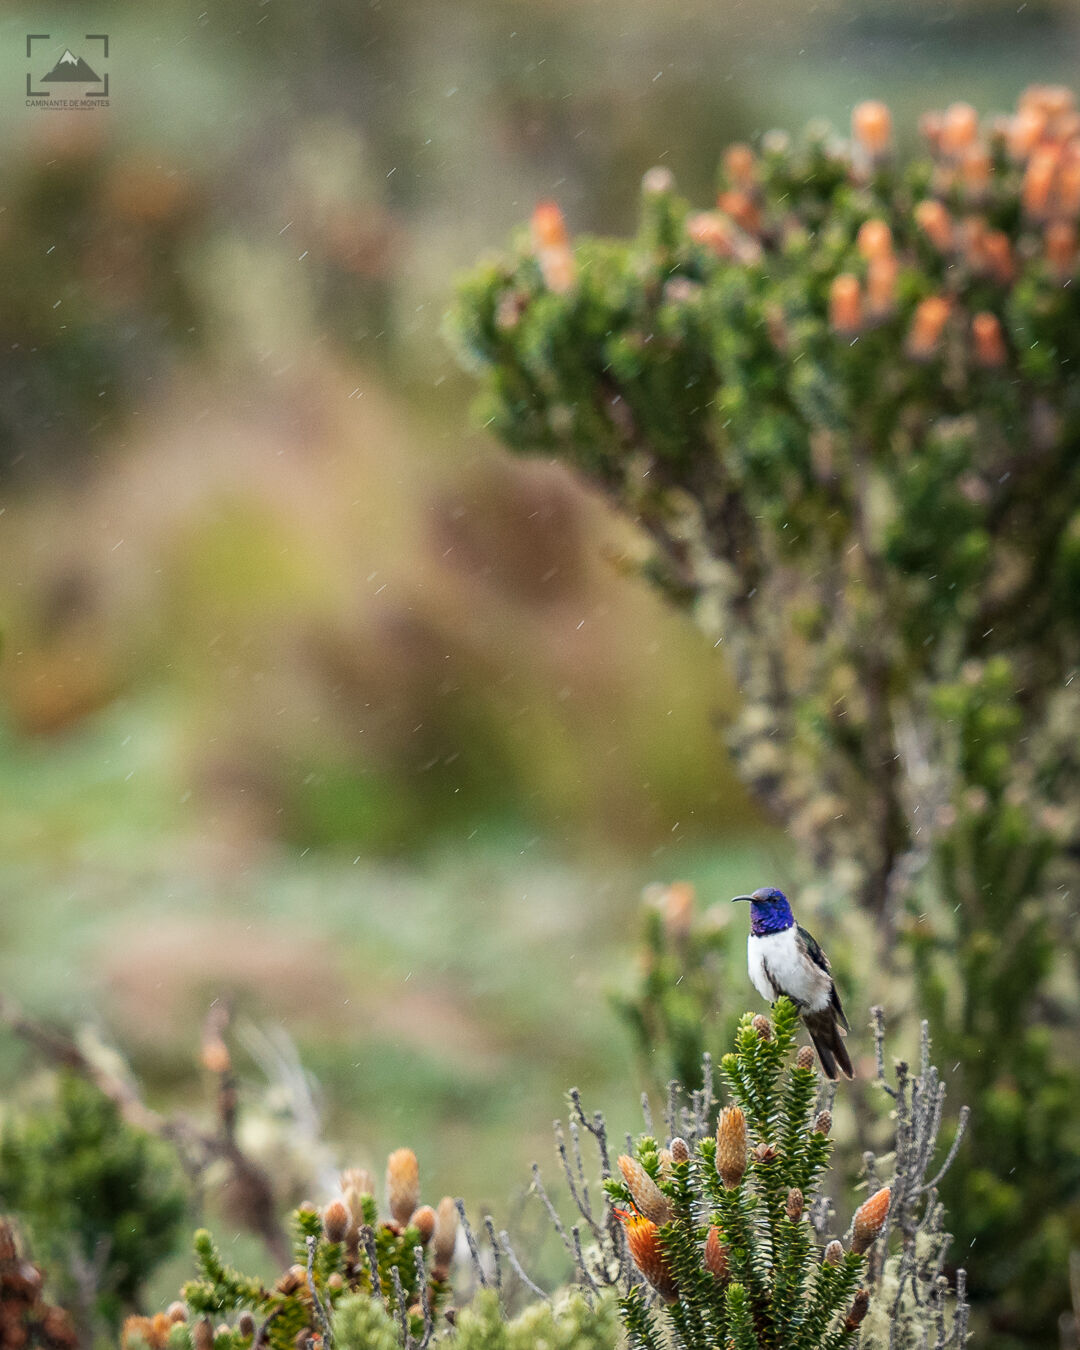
[{"x1": 732, "y1": 886, "x2": 853, "y2": 1080}]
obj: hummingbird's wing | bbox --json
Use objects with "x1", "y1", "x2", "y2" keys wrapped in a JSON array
[{"x1": 796, "y1": 924, "x2": 850, "y2": 1032}]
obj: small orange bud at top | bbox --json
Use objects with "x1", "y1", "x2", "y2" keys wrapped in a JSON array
[
  {"x1": 687, "y1": 211, "x2": 735, "y2": 259},
  {"x1": 829, "y1": 273, "x2": 862, "y2": 335},
  {"x1": 972, "y1": 312, "x2": 1008, "y2": 368},
  {"x1": 386, "y1": 1148, "x2": 421, "y2": 1227},
  {"x1": 852, "y1": 101, "x2": 892, "y2": 156},
  {"x1": 715, "y1": 1106, "x2": 748, "y2": 1189},
  {"x1": 1008, "y1": 106, "x2": 1047, "y2": 159},
  {"x1": 531, "y1": 201, "x2": 575, "y2": 294},
  {"x1": 866, "y1": 254, "x2": 898, "y2": 316},
  {"x1": 851, "y1": 1185, "x2": 891, "y2": 1254},
  {"x1": 618, "y1": 1154, "x2": 674, "y2": 1225},
  {"x1": 856, "y1": 219, "x2": 892, "y2": 261},
  {"x1": 410, "y1": 1204, "x2": 437, "y2": 1245},
  {"x1": 724, "y1": 143, "x2": 757, "y2": 189},
  {"x1": 1047, "y1": 220, "x2": 1078, "y2": 275},
  {"x1": 717, "y1": 189, "x2": 761, "y2": 235},
  {"x1": 981, "y1": 230, "x2": 1015, "y2": 285},
  {"x1": 906, "y1": 296, "x2": 950, "y2": 360},
  {"x1": 322, "y1": 1199, "x2": 350, "y2": 1244},
  {"x1": 531, "y1": 200, "x2": 567, "y2": 250},
  {"x1": 940, "y1": 102, "x2": 979, "y2": 156},
  {"x1": 1023, "y1": 146, "x2": 1060, "y2": 218},
  {"x1": 434, "y1": 1195, "x2": 458, "y2": 1270},
  {"x1": 616, "y1": 1209, "x2": 678, "y2": 1302},
  {"x1": 704, "y1": 1225, "x2": 730, "y2": 1282},
  {"x1": 915, "y1": 199, "x2": 953, "y2": 252}
]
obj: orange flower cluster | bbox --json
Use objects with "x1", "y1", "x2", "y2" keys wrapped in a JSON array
[{"x1": 615, "y1": 1208, "x2": 678, "y2": 1302}]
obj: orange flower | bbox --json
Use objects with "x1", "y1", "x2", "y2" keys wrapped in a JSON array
[
  {"x1": 906, "y1": 297, "x2": 950, "y2": 360},
  {"x1": 616, "y1": 1209, "x2": 678, "y2": 1302},
  {"x1": 122, "y1": 1313, "x2": 175, "y2": 1350},
  {"x1": 845, "y1": 1289, "x2": 871, "y2": 1332},
  {"x1": 940, "y1": 102, "x2": 979, "y2": 156},
  {"x1": 386, "y1": 1148, "x2": 421, "y2": 1226},
  {"x1": 715, "y1": 1106, "x2": 748, "y2": 1188},
  {"x1": 322, "y1": 1199, "x2": 350, "y2": 1244},
  {"x1": 1047, "y1": 220, "x2": 1077, "y2": 275},
  {"x1": 829, "y1": 274, "x2": 862, "y2": 335},
  {"x1": 704, "y1": 1225, "x2": 730, "y2": 1282},
  {"x1": 856, "y1": 219, "x2": 892, "y2": 261},
  {"x1": 972, "y1": 312, "x2": 1008, "y2": 368},
  {"x1": 1023, "y1": 146, "x2": 1060, "y2": 218},
  {"x1": 618, "y1": 1154, "x2": 674, "y2": 1225},
  {"x1": 852, "y1": 101, "x2": 892, "y2": 156},
  {"x1": 915, "y1": 199, "x2": 953, "y2": 252},
  {"x1": 723, "y1": 143, "x2": 757, "y2": 190},
  {"x1": 531, "y1": 201, "x2": 576, "y2": 294},
  {"x1": 851, "y1": 1185, "x2": 891, "y2": 1254},
  {"x1": 687, "y1": 211, "x2": 735, "y2": 258},
  {"x1": 866, "y1": 255, "x2": 898, "y2": 316}
]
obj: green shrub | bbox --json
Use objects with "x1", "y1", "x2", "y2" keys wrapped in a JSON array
[
  {"x1": 0, "y1": 1074, "x2": 187, "y2": 1331},
  {"x1": 449, "y1": 86, "x2": 1080, "y2": 1346}
]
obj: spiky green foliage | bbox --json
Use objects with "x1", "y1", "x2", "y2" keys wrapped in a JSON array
[
  {"x1": 449, "y1": 89, "x2": 1080, "y2": 1347},
  {"x1": 594, "y1": 1000, "x2": 964, "y2": 1349},
  {"x1": 0, "y1": 1074, "x2": 186, "y2": 1331}
]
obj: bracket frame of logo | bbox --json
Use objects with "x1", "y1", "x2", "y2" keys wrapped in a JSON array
[{"x1": 26, "y1": 34, "x2": 109, "y2": 99}]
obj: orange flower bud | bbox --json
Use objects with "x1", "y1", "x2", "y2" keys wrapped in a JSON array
[
  {"x1": 829, "y1": 273, "x2": 862, "y2": 335},
  {"x1": 434, "y1": 1196, "x2": 458, "y2": 1270},
  {"x1": 704, "y1": 1225, "x2": 730, "y2": 1282},
  {"x1": 906, "y1": 296, "x2": 950, "y2": 359},
  {"x1": 961, "y1": 145, "x2": 991, "y2": 196},
  {"x1": 866, "y1": 254, "x2": 898, "y2": 316},
  {"x1": 687, "y1": 211, "x2": 735, "y2": 258},
  {"x1": 796, "y1": 1045, "x2": 816, "y2": 1071},
  {"x1": 386, "y1": 1148, "x2": 421, "y2": 1227},
  {"x1": 982, "y1": 230, "x2": 1015, "y2": 285},
  {"x1": 1008, "y1": 106, "x2": 1048, "y2": 159},
  {"x1": 167, "y1": 1305, "x2": 188, "y2": 1325},
  {"x1": 723, "y1": 143, "x2": 757, "y2": 189},
  {"x1": 322, "y1": 1200, "x2": 349, "y2": 1244},
  {"x1": 717, "y1": 189, "x2": 761, "y2": 235},
  {"x1": 851, "y1": 1185, "x2": 891, "y2": 1254},
  {"x1": 618, "y1": 1154, "x2": 674, "y2": 1225},
  {"x1": 1023, "y1": 146, "x2": 1060, "y2": 218},
  {"x1": 852, "y1": 101, "x2": 892, "y2": 156},
  {"x1": 856, "y1": 219, "x2": 892, "y2": 261},
  {"x1": 1046, "y1": 220, "x2": 1077, "y2": 274},
  {"x1": 1056, "y1": 150, "x2": 1080, "y2": 215},
  {"x1": 915, "y1": 199, "x2": 953, "y2": 252},
  {"x1": 940, "y1": 102, "x2": 979, "y2": 156},
  {"x1": 1021, "y1": 84, "x2": 1076, "y2": 121},
  {"x1": 972, "y1": 312, "x2": 1007, "y2": 368},
  {"x1": 616, "y1": 1209, "x2": 678, "y2": 1302},
  {"x1": 531, "y1": 201, "x2": 575, "y2": 294},
  {"x1": 200, "y1": 1037, "x2": 230, "y2": 1076},
  {"x1": 409, "y1": 1204, "x2": 437, "y2": 1245},
  {"x1": 531, "y1": 200, "x2": 567, "y2": 250},
  {"x1": 715, "y1": 1106, "x2": 748, "y2": 1188}
]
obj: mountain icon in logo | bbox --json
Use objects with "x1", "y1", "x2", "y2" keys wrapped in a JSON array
[{"x1": 41, "y1": 49, "x2": 100, "y2": 82}]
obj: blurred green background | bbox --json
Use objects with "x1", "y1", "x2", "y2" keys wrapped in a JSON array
[{"x1": 1, "y1": 0, "x2": 1079, "y2": 1298}]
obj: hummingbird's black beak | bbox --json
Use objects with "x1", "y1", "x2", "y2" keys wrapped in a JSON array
[{"x1": 731, "y1": 895, "x2": 754, "y2": 904}]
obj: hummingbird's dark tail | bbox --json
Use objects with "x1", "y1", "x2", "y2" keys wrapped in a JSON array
[{"x1": 804, "y1": 1009, "x2": 854, "y2": 1081}]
